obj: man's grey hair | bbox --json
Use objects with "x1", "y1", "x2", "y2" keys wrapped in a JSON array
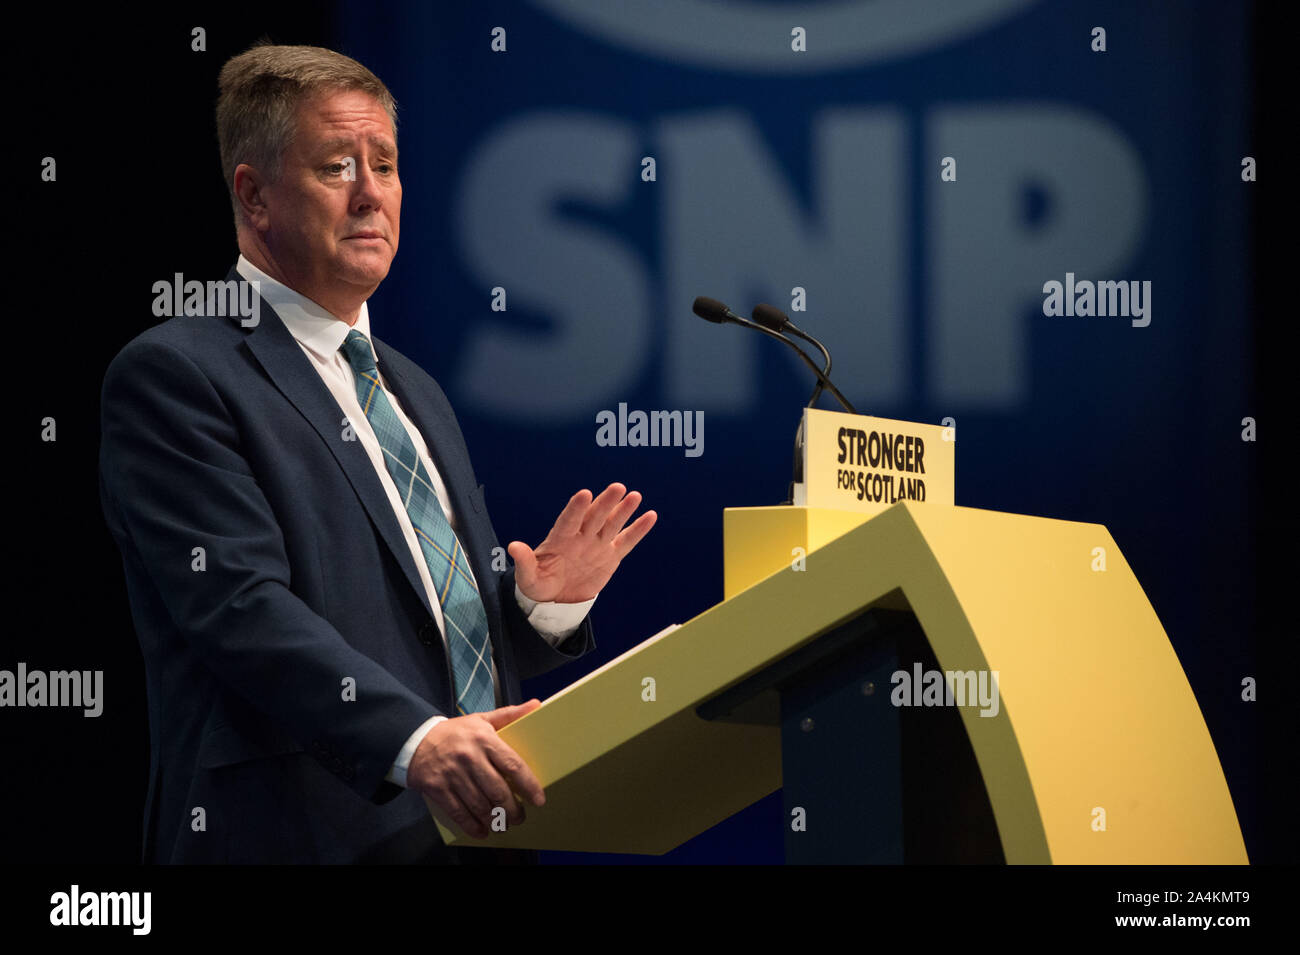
[{"x1": 216, "y1": 42, "x2": 398, "y2": 226}]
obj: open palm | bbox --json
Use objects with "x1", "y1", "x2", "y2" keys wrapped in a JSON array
[{"x1": 508, "y1": 483, "x2": 656, "y2": 603}]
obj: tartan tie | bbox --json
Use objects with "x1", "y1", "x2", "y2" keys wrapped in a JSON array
[{"x1": 339, "y1": 330, "x2": 495, "y2": 715}]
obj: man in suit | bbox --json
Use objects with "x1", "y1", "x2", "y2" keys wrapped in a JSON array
[{"x1": 98, "y1": 43, "x2": 655, "y2": 863}]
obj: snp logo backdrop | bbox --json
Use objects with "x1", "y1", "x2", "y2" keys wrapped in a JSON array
[{"x1": 338, "y1": 0, "x2": 1255, "y2": 862}]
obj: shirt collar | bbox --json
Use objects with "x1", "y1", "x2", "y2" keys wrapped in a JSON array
[{"x1": 235, "y1": 254, "x2": 375, "y2": 365}]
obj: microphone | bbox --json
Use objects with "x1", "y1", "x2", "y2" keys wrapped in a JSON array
[
  {"x1": 691, "y1": 297, "x2": 854, "y2": 412},
  {"x1": 693, "y1": 295, "x2": 858, "y2": 505},
  {"x1": 690, "y1": 296, "x2": 740, "y2": 324},
  {"x1": 751, "y1": 304, "x2": 855, "y2": 413}
]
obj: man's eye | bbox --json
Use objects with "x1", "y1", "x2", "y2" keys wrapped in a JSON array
[{"x1": 324, "y1": 163, "x2": 344, "y2": 175}]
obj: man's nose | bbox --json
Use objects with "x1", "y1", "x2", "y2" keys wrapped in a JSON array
[{"x1": 349, "y1": 164, "x2": 388, "y2": 212}]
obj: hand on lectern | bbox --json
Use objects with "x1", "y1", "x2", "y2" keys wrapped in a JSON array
[{"x1": 407, "y1": 699, "x2": 544, "y2": 839}]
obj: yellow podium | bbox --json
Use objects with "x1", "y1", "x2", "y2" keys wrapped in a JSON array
[
  {"x1": 429, "y1": 498, "x2": 1246, "y2": 863},
  {"x1": 429, "y1": 407, "x2": 1245, "y2": 862}
]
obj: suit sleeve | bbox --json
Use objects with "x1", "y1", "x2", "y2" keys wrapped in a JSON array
[
  {"x1": 100, "y1": 338, "x2": 437, "y2": 803},
  {"x1": 499, "y1": 566, "x2": 595, "y2": 679}
]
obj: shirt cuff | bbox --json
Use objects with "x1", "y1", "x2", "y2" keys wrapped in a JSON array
[
  {"x1": 386, "y1": 714, "x2": 448, "y2": 788},
  {"x1": 515, "y1": 583, "x2": 596, "y2": 646}
]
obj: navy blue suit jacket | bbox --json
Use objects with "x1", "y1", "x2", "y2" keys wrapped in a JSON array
[{"x1": 99, "y1": 266, "x2": 594, "y2": 863}]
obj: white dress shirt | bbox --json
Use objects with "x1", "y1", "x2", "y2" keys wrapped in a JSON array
[{"x1": 235, "y1": 256, "x2": 595, "y2": 787}]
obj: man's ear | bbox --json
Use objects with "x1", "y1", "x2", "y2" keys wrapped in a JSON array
[{"x1": 233, "y1": 163, "x2": 271, "y2": 231}]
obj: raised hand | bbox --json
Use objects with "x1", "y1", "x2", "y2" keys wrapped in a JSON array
[{"x1": 507, "y1": 483, "x2": 656, "y2": 604}]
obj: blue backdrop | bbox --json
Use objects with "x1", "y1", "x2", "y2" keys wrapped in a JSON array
[{"x1": 333, "y1": 0, "x2": 1256, "y2": 863}]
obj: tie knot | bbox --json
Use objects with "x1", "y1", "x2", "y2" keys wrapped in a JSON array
[{"x1": 340, "y1": 329, "x2": 378, "y2": 376}]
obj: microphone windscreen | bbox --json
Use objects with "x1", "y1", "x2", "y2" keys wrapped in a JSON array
[
  {"x1": 692, "y1": 296, "x2": 731, "y2": 324},
  {"x1": 751, "y1": 303, "x2": 789, "y2": 331}
]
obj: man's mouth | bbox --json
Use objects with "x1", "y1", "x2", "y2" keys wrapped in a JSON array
[{"x1": 344, "y1": 230, "x2": 385, "y2": 240}]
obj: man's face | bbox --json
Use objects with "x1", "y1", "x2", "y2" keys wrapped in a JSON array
[{"x1": 253, "y1": 88, "x2": 401, "y2": 310}]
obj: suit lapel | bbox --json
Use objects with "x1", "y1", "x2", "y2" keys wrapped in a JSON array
[{"x1": 234, "y1": 267, "x2": 437, "y2": 623}]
